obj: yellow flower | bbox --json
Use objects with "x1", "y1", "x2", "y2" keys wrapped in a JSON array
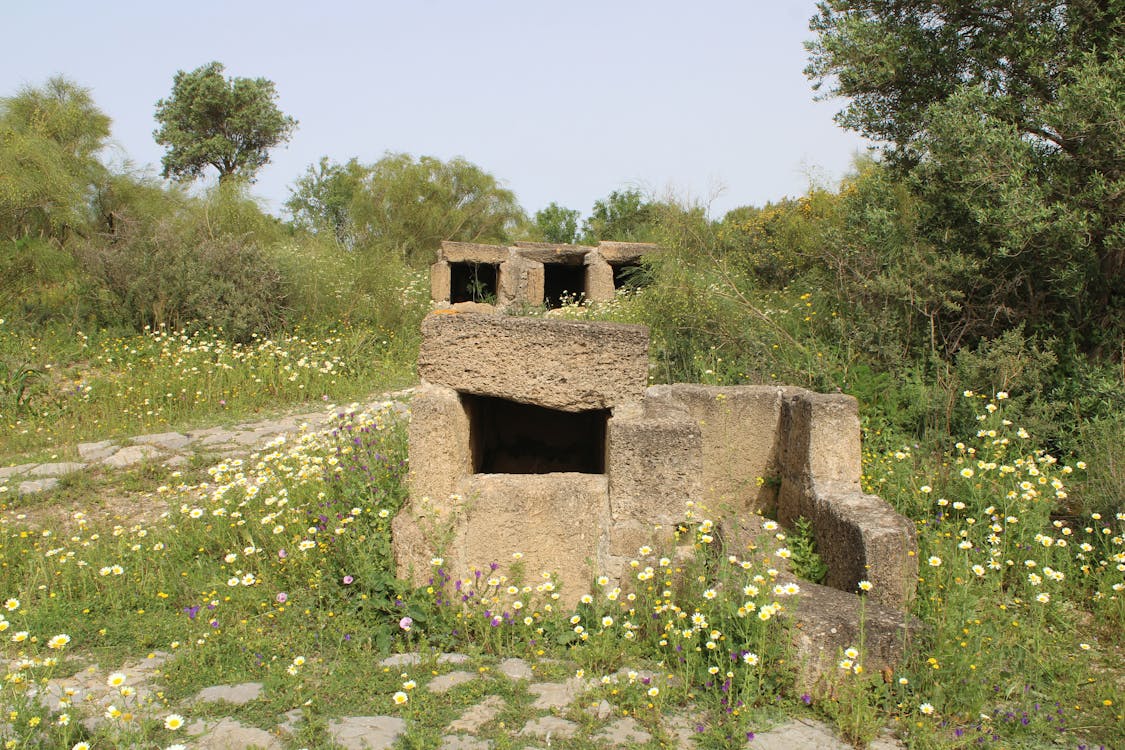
[{"x1": 392, "y1": 691, "x2": 409, "y2": 705}]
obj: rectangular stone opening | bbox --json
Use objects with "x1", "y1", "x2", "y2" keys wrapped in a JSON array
[
  {"x1": 611, "y1": 261, "x2": 643, "y2": 290},
  {"x1": 543, "y1": 263, "x2": 586, "y2": 308},
  {"x1": 450, "y1": 262, "x2": 499, "y2": 303},
  {"x1": 462, "y1": 393, "x2": 608, "y2": 474}
]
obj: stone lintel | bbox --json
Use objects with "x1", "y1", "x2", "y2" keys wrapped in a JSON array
[
  {"x1": 440, "y1": 241, "x2": 510, "y2": 264},
  {"x1": 418, "y1": 314, "x2": 649, "y2": 411},
  {"x1": 597, "y1": 241, "x2": 661, "y2": 264}
]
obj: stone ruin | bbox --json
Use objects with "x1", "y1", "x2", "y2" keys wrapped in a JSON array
[
  {"x1": 430, "y1": 240, "x2": 659, "y2": 310},
  {"x1": 392, "y1": 312, "x2": 920, "y2": 685}
]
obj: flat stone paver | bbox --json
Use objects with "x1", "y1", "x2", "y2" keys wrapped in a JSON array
[
  {"x1": 428, "y1": 670, "x2": 476, "y2": 694},
  {"x1": 447, "y1": 695, "x2": 504, "y2": 733},
  {"x1": 194, "y1": 681, "x2": 264, "y2": 705},
  {"x1": 78, "y1": 440, "x2": 117, "y2": 460},
  {"x1": 0, "y1": 462, "x2": 36, "y2": 480},
  {"x1": 440, "y1": 735, "x2": 493, "y2": 750},
  {"x1": 498, "y1": 657, "x2": 533, "y2": 680},
  {"x1": 103, "y1": 444, "x2": 161, "y2": 468},
  {"x1": 132, "y1": 431, "x2": 192, "y2": 451},
  {"x1": 528, "y1": 676, "x2": 585, "y2": 709},
  {"x1": 595, "y1": 716, "x2": 653, "y2": 746},
  {"x1": 189, "y1": 717, "x2": 281, "y2": 750},
  {"x1": 28, "y1": 461, "x2": 86, "y2": 476},
  {"x1": 18, "y1": 478, "x2": 58, "y2": 494},
  {"x1": 519, "y1": 715, "x2": 578, "y2": 740},
  {"x1": 328, "y1": 715, "x2": 406, "y2": 750}
]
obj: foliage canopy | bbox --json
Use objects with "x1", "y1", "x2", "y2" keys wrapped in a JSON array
[
  {"x1": 153, "y1": 61, "x2": 297, "y2": 183},
  {"x1": 806, "y1": 0, "x2": 1125, "y2": 354}
]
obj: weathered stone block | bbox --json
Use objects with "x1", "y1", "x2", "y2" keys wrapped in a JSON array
[
  {"x1": 406, "y1": 384, "x2": 472, "y2": 503},
  {"x1": 440, "y1": 241, "x2": 509, "y2": 264},
  {"x1": 418, "y1": 314, "x2": 649, "y2": 411},
  {"x1": 512, "y1": 242, "x2": 594, "y2": 264},
  {"x1": 646, "y1": 384, "x2": 794, "y2": 514},
  {"x1": 597, "y1": 241, "x2": 661, "y2": 264},
  {"x1": 607, "y1": 415, "x2": 701, "y2": 525},
  {"x1": 784, "y1": 576, "x2": 920, "y2": 693},
  {"x1": 430, "y1": 260, "x2": 451, "y2": 302},
  {"x1": 779, "y1": 392, "x2": 862, "y2": 490},
  {"x1": 584, "y1": 251, "x2": 616, "y2": 303}
]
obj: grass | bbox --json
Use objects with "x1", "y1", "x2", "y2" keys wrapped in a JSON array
[
  {"x1": 0, "y1": 325, "x2": 1122, "y2": 749},
  {"x1": 0, "y1": 319, "x2": 419, "y2": 463}
]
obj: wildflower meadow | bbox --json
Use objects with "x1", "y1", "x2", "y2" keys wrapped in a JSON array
[{"x1": 2, "y1": 378, "x2": 1121, "y2": 748}]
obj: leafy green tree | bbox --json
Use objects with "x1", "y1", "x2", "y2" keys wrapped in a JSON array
[
  {"x1": 154, "y1": 61, "x2": 297, "y2": 183},
  {"x1": 286, "y1": 157, "x2": 368, "y2": 247},
  {"x1": 580, "y1": 189, "x2": 658, "y2": 243},
  {"x1": 806, "y1": 1, "x2": 1124, "y2": 354},
  {"x1": 0, "y1": 77, "x2": 110, "y2": 240},
  {"x1": 286, "y1": 153, "x2": 524, "y2": 266},
  {"x1": 533, "y1": 202, "x2": 580, "y2": 244}
]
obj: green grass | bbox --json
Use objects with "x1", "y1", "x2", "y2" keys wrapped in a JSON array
[{"x1": 0, "y1": 320, "x2": 419, "y2": 463}]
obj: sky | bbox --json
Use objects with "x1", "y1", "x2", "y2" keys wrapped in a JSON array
[{"x1": 3, "y1": 1, "x2": 870, "y2": 220}]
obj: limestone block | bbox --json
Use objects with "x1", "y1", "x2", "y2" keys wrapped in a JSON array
[
  {"x1": 596, "y1": 241, "x2": 660, "y2": 264},
  {"x1": 512, "y1": 241, "x2": 593, "y2": 264},
  {"x1": 778, "y1": 392, "x2": 862, "y2": 490},
  {"x1": 645, "y1": 384, "x2": 791, "y2": 514},
  {"x1": 457, "y1": 473, "x2": 609, "y2": 607},
  {"x1": 418, "y1": 314, "x2": 649, "y2": 411},
  {"x1": 406, "y1": 384, "x2": 472, "y2": 503},
  {"x1": 607, "y1": 415, "x2": 702, "y2": 526},
  {"x1": 780, "y1": 481, "x2": 918, "y2": 610},
  {"x1": 584, "y1": 251, "x2": 616, "y2": 303},
  {"x1": 440, "y1": 241, "x2": 509, "y2": 264},
  {"x1": 784, "y1": 577, "x2": 920, "y2": 693},
  {"x1": 430, "y1": 260, "x2": 451, "y2": 303}
]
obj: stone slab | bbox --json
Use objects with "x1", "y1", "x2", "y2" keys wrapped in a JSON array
[
  {"x1": 418, "y1": 313, "x2": 649, "y2": 412},
  {"x1": 428, "y1": 670, "x2": 476, "y2": 694},
  {"x1": 18, "y1": 478, "x2": 58, "y2": 495},
  {"x1": 0, "y1": 463, "x2": 36, "y2": 480},
  {"x1": 28, "y1": 461, "x2": 86, "y2": 477},
  {"x1": 194, "y1": 681, "x2": 263, "y2": 705},
  {"x1": 596, "y1": 241, "x2": 661, "y2": 264},
  {"x1": 77, "y1": 441, "x2": 117, "y2": 461},
  {"x1": 189, "y1": 717, "x2": 281, "y2": 750},
  {"x1": 328, "y1": 715, "x2": 406, "y2": 750},
  {"x1": 519, "y1": 715, "x2": 578, "y2": 740},
  {"x1": 595, "y1": 716, "x2": 653, "y2": 746},
  {"x1": 131, "y1": 431, "x2": 192, "y2": 451},
  {"x1": 440, "y1": 241, "x2": 510, "y2": 264},
  {"x1": 446, "y1": 695, "x2": 504, "y2": 733},
  {"x1": 102, "y1": 444, "x2": 160, "y2": 469}
]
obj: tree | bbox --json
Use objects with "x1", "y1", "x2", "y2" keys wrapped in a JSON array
[
  {"x1": 806, "y1": 1, "x2": 1124, "y2": 354},
  {"x1": 580, "y1": 189, "x2": 659, "y2": 243},
  {"x1": 286, "y1": 152, "x2": 525, "y2": 266},
  {"x1": 0, "y1": 77, "x2": 111, "y2": 240},
  {"x1": 154, "y1": 61, "x2": 296, "y2": 183},
  {"x1": 533, "y1": 202, "x2": 580, "y2": 244}
]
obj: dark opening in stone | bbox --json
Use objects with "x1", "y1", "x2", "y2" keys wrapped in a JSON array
[
  {"x1": 450, "y1": 262, "x2": 498, "y2": 303},
  {"x1": 611, "y1": 262, "x2": 643, "y2": 290},
  {"x1": 543, "y1": 264, "x2": 586, "y2": 308},
  {"x1": 462, "y1": 393, "x2": 607, "y2": 474}
]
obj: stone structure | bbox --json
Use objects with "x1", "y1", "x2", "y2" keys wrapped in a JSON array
[
  {"x1": 429, "y1": 240, "x2": 658, "y2": 309},
  {"x1": 393, "y1": 312, "x2": 919, "y2": 685}
]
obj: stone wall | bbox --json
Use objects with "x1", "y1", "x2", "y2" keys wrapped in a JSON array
[
  {"x1": 430, "y1": 240, "x2": 660, "y2": 309},
  {"x1": 394, "y1": 312, "x2": 918, "y2": 619}
]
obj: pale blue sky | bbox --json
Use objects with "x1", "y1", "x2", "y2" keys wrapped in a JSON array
[{"x1": 3, "y1": 1, "x2": 869, "y2": 219}]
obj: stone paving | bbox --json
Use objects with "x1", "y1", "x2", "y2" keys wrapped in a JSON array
[
  {"x1": 20, "y1": 650, "x2": 905, "y2": 750},
  {"x1": 3, "y1": 391, "x2": 908, "y2": 749},
  {"x1": 2, "y1": 392, "x2": 415, "y2": 497}
]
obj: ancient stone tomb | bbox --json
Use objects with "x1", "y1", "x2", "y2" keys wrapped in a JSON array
[
  {"x1": 392, "y1": 312, "x2": 919, "y2": 681},
  {"x1": 429, "y1": 240, "x2": 658, "y2": 309}
]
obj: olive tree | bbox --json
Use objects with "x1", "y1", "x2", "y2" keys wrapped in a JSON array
[{"x1": 154, "y1": 61, "x2": 296, "y2": 183}]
